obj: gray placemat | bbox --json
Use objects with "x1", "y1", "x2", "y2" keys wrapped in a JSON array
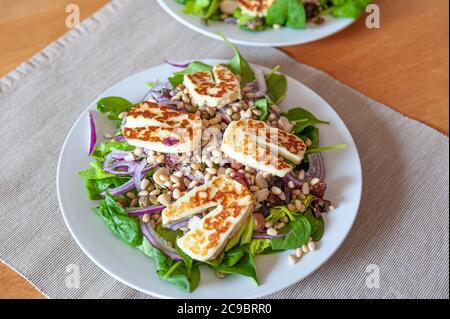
[{"x1": 0, "y1": 0, "x2": 448, "y2": 299}]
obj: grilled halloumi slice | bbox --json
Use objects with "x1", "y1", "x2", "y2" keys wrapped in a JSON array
[
  {"x1": 221, "y1": 119, "x2": 306, "y2": 177},
  {"x1": 239, "y1": 0, "x2": 275, "y2": 17},
  {"x1": 123, "y1": 102, "x2": 202, "y2": 153},
  {"x1": 162, "y1": 175, "x2": 254, "y2": 261},
  {"x1": 183, "y1": 64, "x2": 241, "y2": 108}
]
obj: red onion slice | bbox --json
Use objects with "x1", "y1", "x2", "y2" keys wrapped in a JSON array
[
  {"x1": 114, "y1": 135, "x2": 126, "y2": 142},
  {"x1": 165, "y1": 59, "x2": 190, "y2": 68},
  {"x1": 100, "y1": 179, "x2": 135, "y2": 197},
  {"x1": 88, "y1": 112, "x2": 97, "y2": 155},
  {"x1": 283, "y1": 173, "x2": 303, "y2": 189},
  {"x1": 306, "y1": 153, "x2": 326, "y2": 181},
  {"x1": 134, "y1": 159, "x2": 148, "y2": 191},
  {"x1": 126, "y1": 205, "x2": 165, "y2": 216},
  {"x1": 140, "y1": 218, "x2": 182, "y2": 261},
  {"x1": 165, "y1": 218, "x2": 190, "y2": 231}
]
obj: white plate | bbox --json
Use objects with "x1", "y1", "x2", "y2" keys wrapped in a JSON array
[
  {"x1": 57, "y1": 59, "x2": 362, "y2": 299},
  {"x1": 157, "y1": 0, "x2": 355, "y2": 47}
]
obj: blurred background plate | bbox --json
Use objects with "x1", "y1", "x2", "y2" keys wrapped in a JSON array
[{"x1": 157, "y1": 0, "x2": 355, "y2": 47}]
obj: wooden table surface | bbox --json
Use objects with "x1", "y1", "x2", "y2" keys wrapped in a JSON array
[{"x1": 0, "y1": 0, "x2": 448, "y2": 299}]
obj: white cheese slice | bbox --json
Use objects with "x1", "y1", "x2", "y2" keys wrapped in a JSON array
[
  {"x1": 183, "y1": 64, "x2": 241, "y2": 108},
  {"x1": 123, "y1": 102, "x2": 202, "y2": 153},
  {"x1": 162, "y1": 175, "x2": 254, "y2": 262}
]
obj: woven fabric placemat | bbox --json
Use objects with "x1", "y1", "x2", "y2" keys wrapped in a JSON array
[{"x1": 0, "y1": 0, "x2": 448, "y2": 299}]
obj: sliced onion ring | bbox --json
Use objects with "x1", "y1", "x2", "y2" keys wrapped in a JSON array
[
  {"x1": 134, "y1": 159, "x2": 148, "y2": 191},
  {"x1": 88, "y1": 112, "x2": 97, "y2": 155},
  {"x1": 126, "y1": 205, "x2": 165, "y2": 217},
  {"x1": 140, "y1": 218, "x2": 182, "y2": 261}
]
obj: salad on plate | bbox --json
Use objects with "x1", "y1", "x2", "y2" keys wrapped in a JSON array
[
  {"x1": 79, "y1": 36, "x2": 346, "y2": 292},
  {"x1": 174, "y1": 0, "x2": 372, "y2": 31}
]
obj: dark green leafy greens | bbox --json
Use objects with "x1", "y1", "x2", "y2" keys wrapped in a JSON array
[
  {"x1": 168, "y1": 61, "x2": 213, "y2": 87},
  {"x1": 209, "y1": 253, "x2": 259, "y2": 285},
  {"x1": 286, "y1": 0, "x2": 306, "y2": 29},
  {"x1": 97, "y1": 97, "x2": 133, "y2": 122},
  {"x1": 218, "y1": 32, "x2": 255, "y2": 84},
  {"x1": 304, "y1": 209, "x2": 325, "y2": 241},
  {"x1": 266, "y1": 0, "x2": 289, "y2": 26},
  {"x1": 254, "y1": 98, "x2": 269, "y2": 121},
  {"x1": 265, "y1": 70, "x2": 287, "y2": 105},
  {"x1": 271, "y1": 215, "x2": 312, "y2": 250},
  {"x1": 283, "y1": 107, "x2": 330, "y2": 134},
  {"x1": 322, "y1": 0, "x2": 372, "y2": 18},
  {"x1": 92, "y1": 193, "x2": 142, "y2": 247}
]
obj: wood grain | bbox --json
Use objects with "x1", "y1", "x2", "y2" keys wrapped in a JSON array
[{"x1": 0, "y1": 0, "x2": 448, "y2": 299}]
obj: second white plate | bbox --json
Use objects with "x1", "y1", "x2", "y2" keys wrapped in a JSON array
[{"x1": 157, "y1": 0, "x2": 355, "y2": 47}]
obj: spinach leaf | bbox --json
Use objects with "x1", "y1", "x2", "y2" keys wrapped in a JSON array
[
  {"x1": 266, "y1": 205, "x2": 297, "y2": 223},
  {"x1": 271, "y1": 215, "x2": 312, "y2": 250},
  {"x1": 234, "y1": 8, "x2": 256, "y2": 26},
  {"x1": 297, "y1": 125, "x2": 319, "y2": 148},
  {"x1": 97, "y1": 97, "x2": 133, "y2": 121},
  {"x1": 93, "y1": 193, "x2": 142, "y2": 247},
  {"x1": 266, "y1": 0, "x2": 289, "y2": 26},
  {"x1": 176, "y1": 242, "x2": 193, "y2": 276},
  {"x1": 183, "y1": 0, "x2": 210, "y2": 15},
  {"x1": 217, "y1": 33, "x2": 255, "y2": 84},
  {"x1": 139, "y1": 238, "x2": 200, "y2": 292},
  {"x1": 155, "y1": 223, "x2": 182, "y2": 246},
  {"x1": 203, "y1": 0, "x2": 219, "y2": 19},
  {"x1": 265, "y1": 72, "x2": 287, "y2": 105},
  {"x1": 254, "y1": 99, "x2": 269, "y2": 121},
  {"x1": 168, "y1": 61, "x2": 212, "y2": 87},
  {"x1": 326, "y1": 0, "x2": 371, "y2": 18},
  {"x1": 91, "y1": 140, "x2": 134, "y2": 162},
  {"x1": 240, "y1": 215, "x2": 254, "y2": 245},
  {"x1": 248, "y1": 239, "x2": 272, "y2": 255},
  {"x1": 222, "y1": 245, "x2": 247, "y2": 267},
  {"x1": 286, "y1": 0, "x2": 306, "y2": 29},
  {"x1": 284, "y1": 107, "x2": 329, "y2": 134},
  {"x1": 304, "y1": 208, "x2": 325, "y2": 241},
  {"x1": 209, "y1": 253, "x2": 259, "y2": 285}
]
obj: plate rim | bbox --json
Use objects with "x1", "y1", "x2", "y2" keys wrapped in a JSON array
[
  {"x1": 156, "y1": 0, "x2": 356, "y2": 47},
  {"x1": 56, "y1": 59, "x2": 363, "y2": 299}
]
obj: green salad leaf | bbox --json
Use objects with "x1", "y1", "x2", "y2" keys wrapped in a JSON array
[
  {"x1": 203, "y1": 0, "x2": 220, "y2": 19},
  {"x1": 265, "y1": 71, "x2": 287, "y2": 105},
  {"x1": 254, "y1": 98, "x2": 269, "y2": 121},
  {"x1": 155, "y1": 224, "x2": 182, "y2": 246},
  {"x1": 221, "y1": 245, "x2": 247, "y2": 267},
  {"x1": 168, "y1": 61, "x2": 213, "y2": 88},
  {"x1": 93, "y1": 193, "x2": 142, "y2": 247},
  {"x1": 283, "y1": 107, "x2": 330, "y2": 134},
  {"x1": 97, "y1": 97, "x2": 133, "y2": 122},
  {"x1": 249, "y1": 239, "x2": 272, "y2": 255},
  {"x1": 209, "y1": 253, "x2": 259, "y2": 285},
  {"x1": 286, "y1": 0, "x2": 306, "y2": 29},
  {"x1": 217, "y1": 32, "x2": 255, "y2": 84},
  {"x1": 91, "y1": 140, "x2": 134, "y2": 162},
  {"x1": 139, "y1": 238, "x2": 200, "y2": 292},
  {"x1": 325, "y1": 0, "x2": 372, "y2": 18},
  {"x1": 271, "y1": 215, "x2": 312, "y2": 250},
  {"x1": 176, "y1": 242, "x2": 193, "y2": 277},
  {"x1": 304, "y1": 208, "x2": 325, "y2": 241}
]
